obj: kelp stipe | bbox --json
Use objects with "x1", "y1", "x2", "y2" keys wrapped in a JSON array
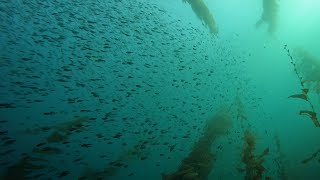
[{"x1": 284, "y1": 45, "x2": 320, "y2": 127}]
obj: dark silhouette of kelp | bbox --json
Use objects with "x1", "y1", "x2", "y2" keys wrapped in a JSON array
[
  {"x1": 301, "y1": 149, "x2": 320, "y2": 164},
  {"x1": 241, "y1": 130, "x2": 269, "y2": 180},
  {"x1": 162, "y1": 109, "x2": 232, "y2": 180},
  {"x1": 256, "y1": 0, "x2": 279, "y2": 35},
  {"x1": 284, "y1": 45, "x2": 320, "y2": 127},
  {"x1": 235, "y1": 96, "x2": 270, "y2": 180},
  {"x1": 2, "y1": 154, "x2": 49, "y2": 180},
  {"x1": 274, "y1": 135, "x2": 288, "y2": 180},
  {"x1": 2, "y1": 116, "x2": 91, "y2": 179},
  {"x1": 183, "y1": 0, "x2": 218, "y2": 35},
  {"x1": 79, "y1": 134, "x2": 157, "y2": 180}
]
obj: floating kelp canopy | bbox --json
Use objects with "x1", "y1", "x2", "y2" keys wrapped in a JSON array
[
  {"x1": 162, "y1": 108, "x2": 232, "y2": 180},
  {"x1": 183, "y1": 0, "x2": 218, "y2": 35},
  {"x1": 256, "y1": 0, "x2": 279, "y2": 35}
]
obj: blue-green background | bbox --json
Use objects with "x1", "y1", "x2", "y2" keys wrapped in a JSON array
[{"x1": 1, "y1": 0, "x2": 320, "y2": 179}]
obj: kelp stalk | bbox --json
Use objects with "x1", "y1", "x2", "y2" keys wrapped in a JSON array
[
  {"x1": 162, "y1": 110, "x2": 232, "y2": 180},
  {"x1": 284, "y1": 45, "x2": 320, "y2": 127}
]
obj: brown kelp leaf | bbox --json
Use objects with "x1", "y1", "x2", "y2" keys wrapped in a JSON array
[
  {"x1": 302, "y1": 88, "x2": 309, "y2": 94},
  {"x1": 241, "y1": 130, "x2": 267, "y2": 180},
  {"x1": 299, "y1": 110, "x2": 320, "y2": 127},
  {"x1": 2, "y1": 155, "x2": 47, "y2": 180},
  {"x1": 288, "y1": 94, "x2": 308, "y2": 101},
  {"x1": 259, "y1": 148, "x2": 269, "y2": 158},
  {"x1": 46, "y1": 131, "x2": 67, "y2": 143},
  {"x1": 301, "y1": 149, "x2": 320, "y2": 164},
  {"x1": 183, "y1": 0, "x2": 218, "y2": 35}
]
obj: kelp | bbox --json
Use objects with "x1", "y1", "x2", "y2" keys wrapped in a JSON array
[
  {"x1": 274, "y1": 135, "x2": 288, "y2": 180},
  {"x1": 241, "y1": 130, "x2": 269, "y2": 180},
  {"x1": 235, "y1": 96, "x2": 270, "y2": 179},
  {"x1": 235, "y1": 96, "x2": 248, "y2": 130},
  {"x1": 162, "y1": 109, "x2": 232, "y2": 180},
  {"x1": 25, "y1": 116, "x2": 90, "y2": 143},
  {"x1": 299, "y1": 110, "x2": 320, "y2": 127},
  {"x1": 301, "y1": 149, "x2": 320, "y2": 164},
  {"x1": 284, "y1": 46, "x2": 320, "y2": 128},
  {"x1": 293, "y1": 48, "x2": 320, "y2": 93},
  {"x1": 79, "y1": 167, "x2": 117, "y2": 180},
  {"x1": 2, "y1": 117, "x2": 91, "y2": 179},
  {"x1": 288, "y1": 93, "x2": 308, "y2": 101},
  {"x1": 46, "y1": 131, "x2": 68, "y2": 143},
  {"x1": 1, "y1": 154, "x2": 48, "y2": 180},
  {"x1": 79, "y1": 131, "x2": 157, "y2": 179},
  {"x1": 256, "y1": 0, "x2": 279, "y2": 35},
  {"x1": 183, "y1": 0, "x2": 218, "y2": 35}
]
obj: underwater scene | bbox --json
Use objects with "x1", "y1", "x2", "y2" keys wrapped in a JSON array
[{"x1": 1, "y1": 0, "x2": 320, "y2": 179}]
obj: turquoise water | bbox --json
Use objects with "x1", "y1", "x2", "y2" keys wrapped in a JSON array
[{"x1": 1, "y1": 0, "x2": 320, "y2": 179}]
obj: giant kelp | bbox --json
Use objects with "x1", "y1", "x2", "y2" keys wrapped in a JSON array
[
  {"x1": 293, "y1": 48, "x2": 320, "y2": 94},
  {"x1": 162, "y1": 109, "x2": 232, "y2": 180},
  {"x1": 235, "y1": 95, "x2": 248, "y2": 130},
  {"x1": 25, "y1": 116, "x2": 91, "y2": 143},
  {"x1": 183, "y1": 0, "x2": 218, "y2": 35},
  {"x1": 256, "y1": 0, "x2": 279, "y2": 35},
  {"x1": 241, "y1": 130, "x2": 269, "y2": 180},
  {"x1": 79, "y1": 128, "x2": 159, "y2": 179},
  {"x1": 284, "y1": 46, "x2": 320, "y2": 127},
  {"x1": 2, "y1": 117, "x2": 91, "y2": 179},
  {"x1": 301, "y1": 149, "x2": 320, "y2": 164},
  {"x1": 274, "y1": 135, "x2": 288, "y2": 180},
  {"x1": 1, "y1": 154, "x2": 49, "y2": 180},
  {"x1": 235, "y1": 97, "x2": 270, "y2": 180}
]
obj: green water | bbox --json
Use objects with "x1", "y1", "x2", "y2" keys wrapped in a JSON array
[{"x1": 0, "y1": 0, "x2": 319, "y2": 179}]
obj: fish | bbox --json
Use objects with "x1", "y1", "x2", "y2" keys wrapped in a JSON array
[
  {"x1": 3, "y1": 139, "x2": 16, "y2": 146},
  {"x1": 81, "y1": 143, "x2": 92, "y2": 148},
  {"x1": 0, "y1": 130, "x2": 8, "y2": 135},
  {"x1": 57, "y1": 171, "x2": 70, "y2": 178},
  {"x1": 170, "y1": 144, "x2": 177, "y2": 152},
  {"x1": 0, "y1": 103, "x2": 16, "y2": 108},
  {"x1": 33, "y1": 146, "x2": 62, "y2": 154}
]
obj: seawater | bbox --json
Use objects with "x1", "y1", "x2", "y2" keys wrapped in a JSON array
[{"x1": 0, "y1": 0, "x2": 320, "y2": 179}]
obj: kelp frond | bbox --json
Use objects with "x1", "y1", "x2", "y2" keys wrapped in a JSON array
[{"x1": 183, "y1": 0, "x2": 218, "y2": 35}]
